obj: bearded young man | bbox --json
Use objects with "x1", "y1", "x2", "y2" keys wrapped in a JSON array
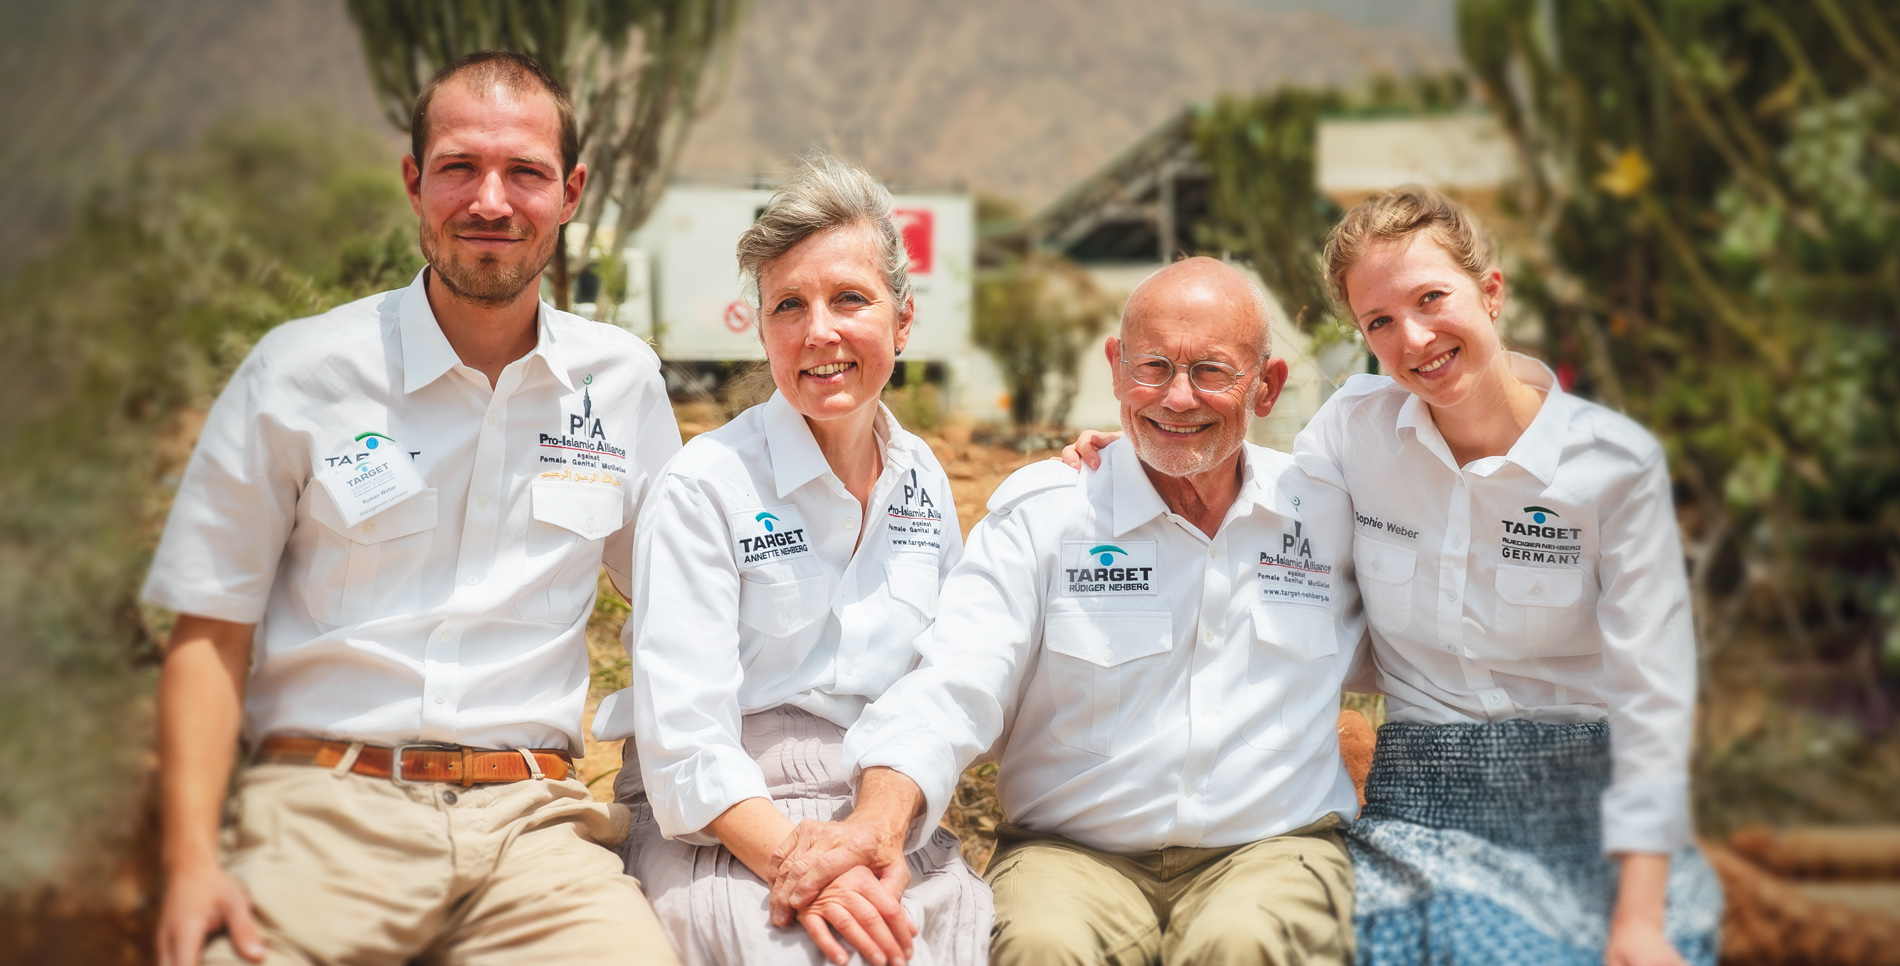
[
  {"x1": 146, "y1": 51, "x2": 681, "y2": 966},
  {"x1": 764, "y1": 257, "x2": 1370, "y2": 966}
]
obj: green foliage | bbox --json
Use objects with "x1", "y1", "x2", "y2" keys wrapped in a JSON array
[
  {"x1": 345, "y1": 0, "x2": 747, "y2": 307},
  {"x1": 972, "y1": 254, "x2": 1118, "y2": 428},
  {"x1": 0, "y1": 114, "x2": 421, "y2": 893},
  {"x1": 1192, "y1": 90, "x2": 1346, "y2": 328},
  {"x1": 1459, "y1": 0, "x2": 1900, "y2": 812}
]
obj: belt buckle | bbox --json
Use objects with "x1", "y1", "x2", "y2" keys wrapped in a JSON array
[{"x1": 391, "y1": 742, "x2": 462, "y2": 785}]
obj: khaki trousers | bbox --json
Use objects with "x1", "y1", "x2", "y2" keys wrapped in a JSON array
[
  {"x1": 985, "y1": 815, "x2": 1354, "y2": 966},
  {"x1": 200, "y1": 762, "x2": 679, "y2": 966}
]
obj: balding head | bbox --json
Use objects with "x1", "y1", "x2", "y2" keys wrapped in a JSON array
[
  {"x1": 1120, "y1": 257, "x2": 1273, "y2": 360},
  {"x1": 1107, "y1": 256, "x2": 1289, "y2": 489}
]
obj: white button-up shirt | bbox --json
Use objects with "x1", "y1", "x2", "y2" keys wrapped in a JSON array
[
  {"x1": 592, "y1": 392, "x2": 961, "y2": 842},
  {"x1": 141, "y1": 270, "x2": 681, "y2": 754},
  {"x1": 845, "y1": 438, "x2": 1365, "y2": 854},
  {"x1": 1292, "y1": 352, "x2": 1696, "y2": 854}
]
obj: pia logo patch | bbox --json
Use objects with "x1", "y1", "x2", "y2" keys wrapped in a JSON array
[
  {"x1": 756, "y1": 511, "x2": 782, "y2": 532},
  {"x1": 1060, "y1": 540, "x2": 1158, "y2": 596},
  {"x1": 1523, "y1": 505, "x2": 1558, "y2": 524}
]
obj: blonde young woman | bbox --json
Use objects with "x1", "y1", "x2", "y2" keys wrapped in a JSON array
[
  {"x1": 1304, "y1": 188, "x2": 1721, "y2": 966},
  {"x1": 1067, "y1": 189, "x2": 1722, "y2": 965},
  {"x1": 589, "y1": 155, "x2": 990, "y2": 966}
]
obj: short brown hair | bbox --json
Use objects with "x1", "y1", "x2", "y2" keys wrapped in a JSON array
[
  {"x1": 1321, "y1": 185, "x2": 1494, "y2": 311},
  {"x1": 410, "y1": 51, "x2": 579, "y2": 176}
]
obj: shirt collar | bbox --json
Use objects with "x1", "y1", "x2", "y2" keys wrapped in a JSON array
[
  {"x1": 1496, "y1": 352, "x2": 1566, "y2": 485},
  {"x1": 1392, "y1": 351, "x2": 1568, "y2": 484},
  {"x1": 399, "y1": 267, "x2": 573, "y2": 394},
  {"x1": 762, "y1": 391, "x2": 910, "y2": 500},
  {"x1": 1108, "y1": 437, "x2": 1279, "y2": 536}
]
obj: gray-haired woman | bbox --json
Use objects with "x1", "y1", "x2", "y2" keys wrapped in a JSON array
[{"x1": 590, "y1": 154, "x2": 992, "y2": 966}]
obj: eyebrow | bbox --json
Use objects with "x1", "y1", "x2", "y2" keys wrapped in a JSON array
[{"x1": 433, "y1": 150, "x2": 558, "y2": 169}]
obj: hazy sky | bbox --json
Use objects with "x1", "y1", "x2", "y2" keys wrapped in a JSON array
[{"x1": 1231, "y1": 0, "x2": 1458, "y2": 40}]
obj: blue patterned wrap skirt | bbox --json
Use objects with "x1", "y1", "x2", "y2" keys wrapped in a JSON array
[{"x1": 1347, "y1": 720, "x2": 1722, "y2": 966}]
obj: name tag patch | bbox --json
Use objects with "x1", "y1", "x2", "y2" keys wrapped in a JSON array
[
  {"x1": 316, "y1": 433, "x2": 427, "y2": 528},
  {"x1": 1257, "y1": 521, "x2": 1334, "y2": 608},
  {"x1": 729, "y1": 504, "x2": 814, "y2": 565},
  {"x1": 886, "y1": 469, "x2": 946, "y2": 555},
  {"x1": 1060, "y1": 540, "x2": 1158, "y2": 596}
]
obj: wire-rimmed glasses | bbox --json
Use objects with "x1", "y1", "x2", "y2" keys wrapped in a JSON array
[{"x1": 1120, "y1": 353, "x2": 1263, "y2": 394}]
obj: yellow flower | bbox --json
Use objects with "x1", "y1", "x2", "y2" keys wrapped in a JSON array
[{"x1": 1596, "y1": 148, "x2": 1653, "y2": 198}]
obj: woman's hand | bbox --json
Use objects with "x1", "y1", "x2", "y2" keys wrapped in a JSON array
[
  {"x1": 797, "y1": 864, "x2": 916, "y2": 966},
  {"x1": 1605, "y1": 852, "x2": 1685, "y2": 966},
  {"x1": 1604, "y1": 917, "x2": 1687, "y2": 966},
  {"x1": 1059, "y1": 429, "x2": 1122, "y2": 470},
  {"x1": 769, "y1": 819, "x2": 912, "y2": 940}
]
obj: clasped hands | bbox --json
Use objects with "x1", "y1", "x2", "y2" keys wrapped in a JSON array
[{"x1": 767, "y1": 816, "x2": 916, "y2": 966}]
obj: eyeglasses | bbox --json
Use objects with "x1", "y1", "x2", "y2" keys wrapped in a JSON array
[{"x1": 1120, "y1": 353, "x2": 1263, "y2": 394}]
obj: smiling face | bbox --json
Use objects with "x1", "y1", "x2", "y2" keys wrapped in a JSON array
[
  {"x1": 1341, "y1": 231, "x2": 1507, "y2": 409},
  {"x1": 1111, "y1": 258, "x2": 1286, "y2": 479},
  {"x1": 402, "y1": 78, "x2": 585, "y2": 305},
  {"x1": 757, "y1": 221, "x2": 914, "y2": 426}
]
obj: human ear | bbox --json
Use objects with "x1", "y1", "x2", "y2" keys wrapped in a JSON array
[{"x1": 1253, "y1": 357, "x2": 1289, "y2": 417}]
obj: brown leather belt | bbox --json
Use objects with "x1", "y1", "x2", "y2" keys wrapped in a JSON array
[{"x1": 257, "y1": 735, "x2": 573, "y2": 785}]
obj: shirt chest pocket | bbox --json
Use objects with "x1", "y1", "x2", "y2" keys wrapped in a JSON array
[
  {"x1": 1355, "y1": 535, "x2": 1416, "y2": 635},
  {"x1": 1244, "y1": 604, "x2": 1339, "y2": 750},
  {"x1": 1491, "y1": 566, "x2": 1593, "y2": 657},
  {"x1": 1041, "y1": 610, "x2": 1173, "y2": 756},
  {"x1": 518, "y1": 481, "x2": 624, "y2": 624},
  {"x1": 737, "y1": 573, "x2": 831, "y2": 639},
  {"x1": 306, "y1": 488, "x2": 438, "y2": 626}
]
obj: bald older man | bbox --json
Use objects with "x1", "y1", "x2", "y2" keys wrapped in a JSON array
[{"x1": 762, "y1": 258, "x2": 1368, "y2": 965}]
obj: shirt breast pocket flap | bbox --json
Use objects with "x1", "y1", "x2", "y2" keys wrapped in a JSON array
[
  {"x1": 530, "y1": 479, "x2": 624, "y2": 540},
  {"x1": 1043, "y1": 611, "x2": 1173, "y2": 668},
  {"x1": 311, "y1": 487, "x2": 439, "y2": 544},
  {"x1": 1494, "y1": 566, "x2": 1583, "y2": 608},
  {"x1": 885, "y1": 560, "x2": 939, "y2": 618},
  {"x1": 738, "y1": 574, "x2": 830, "y2": 638},
  {"x1": 1354, "y1": 535, "x2": 1416, "y2": 585},
  {"x1": 1252, "y1": 603, "x2": 1337, "y2": 660}
]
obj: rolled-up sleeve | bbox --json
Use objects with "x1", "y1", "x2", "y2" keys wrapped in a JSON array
[
  {"x1": 140, "y1": 348, "x2": 300, "y2": 624},
  {"x1": 610, "y1": 478, "x2": 770, "y2": 845},
  {"x1": 844, "y1": 507, "x2": 1043, "y2": 853},
  {"x1": 1594, "y1": 453, "x2": 1696, "y2": 854}
]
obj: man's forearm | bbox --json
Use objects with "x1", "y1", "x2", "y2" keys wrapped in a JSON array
[
  {"x1": 846, "y1": 767, "x2": 925, "y2": 857},
  {"x1": 158, "y1": 616, "x2": 254, "y2": 874}
]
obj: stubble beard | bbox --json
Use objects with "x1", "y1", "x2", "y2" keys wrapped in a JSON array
[
  {"x1": 421, "y1": 217, "x2": 554, "y2": 307},
  {"x1": 1128, "y1": 384, "x2": 1257, "y2": 478}
]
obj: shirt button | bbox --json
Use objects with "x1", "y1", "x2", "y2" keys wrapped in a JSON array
[
  {"x1": 842, "y1": 663, "x2": 855, "y2": 675},
  {"x1": 584, "y1": 516, "x2": 596, "y2": 534},
  {"x1": 1204, "y1": 630, "x2": 1217, "y2": 643},
  {"x1": 486, "y1": 412, "x2": 497, "y2": 425},
  {"x1": 1208, "y1": 546, "x2": 1217, "y2": 559},
  {"x1": 846, "y1": 518, "x2": 858, "y2": 530},
  {"x1": 1452, "y1": 534, "x2": 1464, "y2": 547},
  {"x1": 477, "y1": 495, "x2": 489, "y2": 508},
  {"x1": 1486, "y1": 693, "x2": 1502, "y2": 706},
  {"x1": 361, "y1": 521, "x2": 376, "y2": 535},
  {"x1": 433, "y1": 692, "x2": 446, "y2": 705},
  {"x1": 778, "y1": 615, "x2": 790, "y2": 630},
  {"x1": 1102, "y1": 648, "x2": 1115, "y2": 661},
  {"x1": 1198, "y1": 709, "x2": 1211, "y2": 719},
  {"x1": 1530, "y1": 584, "x2": 1544, "y2": 598},
  {"x1": 1444, "y1": 590, "x2": 1456, "y2": 602},
  {"x1": 438, "y1": 631, "x2": 451, "y2": 644},
  {"x1": 1369, "y1": 560, "x2": 1382, "y2": 572},
  {"x1": 466, "y1": 575, "x2": 479, "y2": 585}
]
